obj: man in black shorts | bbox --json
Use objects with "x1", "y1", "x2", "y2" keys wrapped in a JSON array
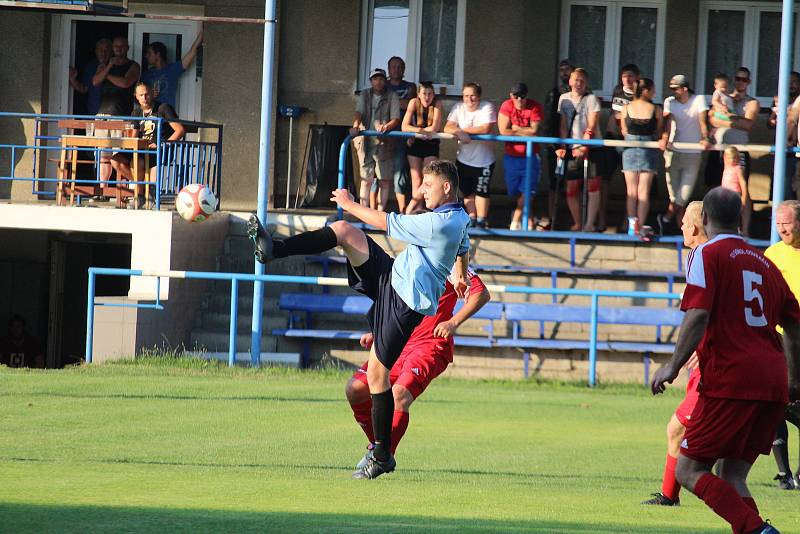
[{"x1": 248, "y1": 159, "x2": 470, "y2": 479}]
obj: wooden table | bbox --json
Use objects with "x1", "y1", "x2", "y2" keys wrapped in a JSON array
[{"x1": 57, "y1": 134, "x2": 151, "y2": 208}]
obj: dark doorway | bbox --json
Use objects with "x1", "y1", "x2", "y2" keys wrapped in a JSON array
[
  {"x1": 72, "y1": 20, "x2": 129, "y2": 115},
  {"x1": 48, "y1": 234, "x2": 131, "y2": 368}
]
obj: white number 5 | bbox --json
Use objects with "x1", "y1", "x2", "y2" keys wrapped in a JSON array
[{"x1": 743, "y1": 270, "x2": 768, "y2": 327}]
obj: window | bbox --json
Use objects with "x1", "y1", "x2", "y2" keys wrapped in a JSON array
[
  {"x1": 698, "y1": 2, "x2": 800, "y2": 104},
  {"x1": 560, "y1": 1, "x2": 666, "y2": 100},
  {"x1": 359, "y1": 0, "x2": 465, "y2": 93}
]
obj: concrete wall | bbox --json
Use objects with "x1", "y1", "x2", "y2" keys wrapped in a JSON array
[
  {"x1": 0, "y1": 10, "x2": 47, "y2": 201},
  {"x1": 92, "y1": 211, "x2": 229, "y2": 362},
  {"x1": 0, "y1": 1, "x2": 786, "y2": 217}
]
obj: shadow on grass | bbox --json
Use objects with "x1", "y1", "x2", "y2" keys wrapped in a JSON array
[
  {"x1": 0, "y1": 456, "x2": 656, "y2": 484},
  {"x1": 0, "y1": 502, "x2": 722, "y2": 534}
]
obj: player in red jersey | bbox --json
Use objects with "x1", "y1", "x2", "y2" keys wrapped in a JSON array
[
  {"x1": 345, "y1": 269, "x2": 490, "y2": 469},
  {"x1": 652, "y1": 187, "x2": 800, "y2": 534},
  {"x1": 643, "y1": 201, "x2": 707, "y2": 506}
]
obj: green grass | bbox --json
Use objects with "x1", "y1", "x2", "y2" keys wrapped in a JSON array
[{"x1": 1, "y1": 361, "x2": 798, "y2": 533}]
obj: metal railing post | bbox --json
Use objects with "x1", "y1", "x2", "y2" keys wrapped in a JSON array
[
  {"x1": 251, "y1": 0, "x2": 279, "y2": 367},
  {"x1": 229, "y1": 279, "x2": 239, "y2": 367},
  {"x1": 337, "y1": 133, "x2": 354, "y2": 220},
  {"x1": 522, "y1": 141, "x2": 533, "y2": 231},
  {"x1": 771, "y1": 0, "x2": 795, "y2": 244},
  {"x1": 589, "y1": 293, "x2": 599, "y2": 387},
  {"x1": 85, "y1": 268, "x2": 97, "y2": 364}
]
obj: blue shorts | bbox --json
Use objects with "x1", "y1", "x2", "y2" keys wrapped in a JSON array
[{"x1": 503, "y1": 154, "x2": 540, "y2": 197}]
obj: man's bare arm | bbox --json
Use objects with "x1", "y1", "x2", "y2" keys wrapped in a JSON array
[
  {"x1": 330, "y1": 188, "x2": 387, "y2": 230},
  {"x1": 651, "y1": 308, "x2": 709, "y2": 394},
  {"x1": 433, "y1": 283, "x2": 490, "y2": 339}
]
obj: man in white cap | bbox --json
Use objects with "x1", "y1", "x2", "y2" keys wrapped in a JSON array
[{"x1": 657, "y1": 74, "x2": 710, "y2": 234}]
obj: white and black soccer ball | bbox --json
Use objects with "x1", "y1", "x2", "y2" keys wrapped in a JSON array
[{"x1": 176, "y1": 183, "x2": 218, "y2": 223}]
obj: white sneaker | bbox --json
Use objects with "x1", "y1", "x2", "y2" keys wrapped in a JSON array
[{"x1": 509, "y1": 220, "x2": 522, "y2": 231}]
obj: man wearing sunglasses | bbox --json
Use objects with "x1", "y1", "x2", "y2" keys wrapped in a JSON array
[{"x1": 706, "y1": 67, "x2": 759, "y2": 234}]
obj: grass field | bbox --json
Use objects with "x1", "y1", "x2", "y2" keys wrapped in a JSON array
[{"x1": 1, "y1": 358, "x2": 798, "y2": 534}]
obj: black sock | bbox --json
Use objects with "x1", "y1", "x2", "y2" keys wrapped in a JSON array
[
  {"x1": 773, "y1": 420, "x2": 791, "y2": 475},
  {"x1": 371, "y1": 389, "x2": 394, "y2": 462},
  {"x1": 272, "y1": 226, "x2": 337, "y2": 258}
]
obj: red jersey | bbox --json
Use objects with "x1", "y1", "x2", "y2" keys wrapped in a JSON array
[
  {"x1": 682, "y1": 234, "x2": 800, "y2": 402},
  {"x1": 499, "y1": 98, "x2": 544, "y2": 156},
  {"x1": 402, "y1": 272, "x2": 487, "y2": 363}
]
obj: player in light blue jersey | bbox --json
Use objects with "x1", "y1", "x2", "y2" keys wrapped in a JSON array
[{"x1": 248, "y1": 159, "x2": 470, "y2": 479}]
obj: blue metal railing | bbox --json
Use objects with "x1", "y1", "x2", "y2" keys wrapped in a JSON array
[
  {"x1": 0, "y1": 112, "x2": 222, "y2": 208},
  {"x1": 85, "y1": 267, "x2": 680, "y2": 386},
  {"x1": 337, "y1": 130, "x2": 800, "y2": 233}
]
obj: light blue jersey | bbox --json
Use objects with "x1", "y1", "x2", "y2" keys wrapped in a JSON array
[{"x1": 386, "y1": 203, "x2": 470, "y2": 315}]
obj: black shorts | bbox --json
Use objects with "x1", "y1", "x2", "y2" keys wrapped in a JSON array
[
  {"x1": 456, "y1": 161, "x2": 495, "y2": 198},
  {"x1": 346, "y1": 235, "x2": 424, "y2": 369},
  {"x1": 406, "y1": 139, "x2": 440, "y2": 159}
]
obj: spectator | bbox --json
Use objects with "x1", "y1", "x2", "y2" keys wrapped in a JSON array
[
  {"x1": 444, "y1": 82, "x2": 497, "y2": 227},
  {"x1": 555, "y1": 68, "x2": 602, "y2": 231},
  {"x1": 401, "y1": 81, "x2": 443, "y2": 214},
  {"x1": 658, "y1": 74, "x2": 710, "y2": 235},
  {"x1": 710, "y1": 73, "x2": 736, "y2": 124},
  {"x1": 384, "y1": 56, "x2": 417, "y2": 213},
  {"x1": 706, "y1": 66, "x2": 759, "y2": 234},
  {"x1": 0, "y1": 315, "x2": 44, "y2": 369},
  {"x1": 93, "y1": 35, "x2": 141, "y2": 116},
  {"x1": 765, "y1": 200, "x2": 800, "y2": 490},
  {"x1": 771, "y1": 72, "x2": 800, "y2": 201},
  {"x1": 598, "y1": 64, "x2": 640, "y2": 232},
  {"x1": 350, "y1": 68, "x2": 401, "y2": 211},
  {"x1": 620, "y1": 78, "x2": 663, "y2": 236},
  {"x1": 544, "y1": 59, "x2": 574, "y2": 227},
  {"x1": 111, "y1": 81, "x2": 185, "y2": 209},
  {"x1": 720, "y1": 146, "x2": 750, "y2": 234},
  {"x1": 69, "y1": 38, "x2": 112, "y2": 115},
  {"x1": 497, "y1": 82, "x2": 543, "y2": 230},
  {"x1": 141, "y1": 28, "x2": 204, "y2": 109}
]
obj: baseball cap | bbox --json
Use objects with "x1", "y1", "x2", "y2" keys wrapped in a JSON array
[
  {"x1": 369, "y1": 68, "x2": 387, "y2": 79},
  {"x1": 510, "y1": 82, "x2": 528, "y2": 97},
  {"x1": 669, "y1": 74, "x2": 689, "y2": 88}
]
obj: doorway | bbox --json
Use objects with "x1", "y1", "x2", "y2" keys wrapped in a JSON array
[{"x1": 71, "y1": 20, "x2": 128, "y2": 116}]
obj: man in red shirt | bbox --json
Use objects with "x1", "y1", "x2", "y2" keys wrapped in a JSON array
[
  {"x1": 497, "y1": 82, "x2": 543, "y2": 231},
  {"x1": 652, "y1": 187, "x2": 800, "y2": 534},
  {"x1": 346, "y1": 270, "x2": 490, "y2": 473}
]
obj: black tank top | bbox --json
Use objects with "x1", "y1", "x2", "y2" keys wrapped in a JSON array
[
  {"x1": 625, "y1": 111, "x2": 657, "y2": 136},
  {"x1": 99, "y1": 59, "x2": 136, "y2": 116}
]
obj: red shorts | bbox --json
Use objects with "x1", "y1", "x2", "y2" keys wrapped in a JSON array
[
  {"x1": 352, "y1": 344, "x2": 450, "y2": 399},
  {"x1": 674, "y1": 370, "x2": 701, "y2": 427},
  {"x1": 681, "y1": 396, "x2": 786, "y2": 465}
]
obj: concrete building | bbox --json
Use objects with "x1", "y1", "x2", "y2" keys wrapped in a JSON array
[{"x1": 0, "y1": 0, "x2": 791, "y2": 376}]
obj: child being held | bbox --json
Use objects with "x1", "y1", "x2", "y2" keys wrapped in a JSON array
[{"x1": 711, "y1": 73, "x2": 737, "y2": 122}]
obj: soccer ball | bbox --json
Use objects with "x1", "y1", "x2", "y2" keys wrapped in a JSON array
[{"x1": 176, "y1": 183, "x2": 217, "y2": 222}]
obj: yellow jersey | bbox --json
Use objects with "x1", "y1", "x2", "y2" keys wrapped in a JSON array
[{"x1": 765, "y1": 241, "x2": 800, "y2": 333}]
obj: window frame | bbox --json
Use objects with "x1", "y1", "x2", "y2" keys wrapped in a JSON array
[
  {"x1": 358, "y1": 0, "x2": 466, "y2": 94},
  {"x1": 559, "y1": 0, "x2": 666, "y2": 101},
  {"x1": 697, "y1": 1, "x2": 800, "y2": 106}
]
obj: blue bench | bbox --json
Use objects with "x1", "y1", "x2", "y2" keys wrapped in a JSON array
[
  {"x1": 499, "y1": 302, "x2": 683, "y2": 379},
  {"x1": 273, "y1": 292, "x2": 505, "y2": 365},
  {"x1": 304, "y1": 255, "x2": 684, "y2": 302}
]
